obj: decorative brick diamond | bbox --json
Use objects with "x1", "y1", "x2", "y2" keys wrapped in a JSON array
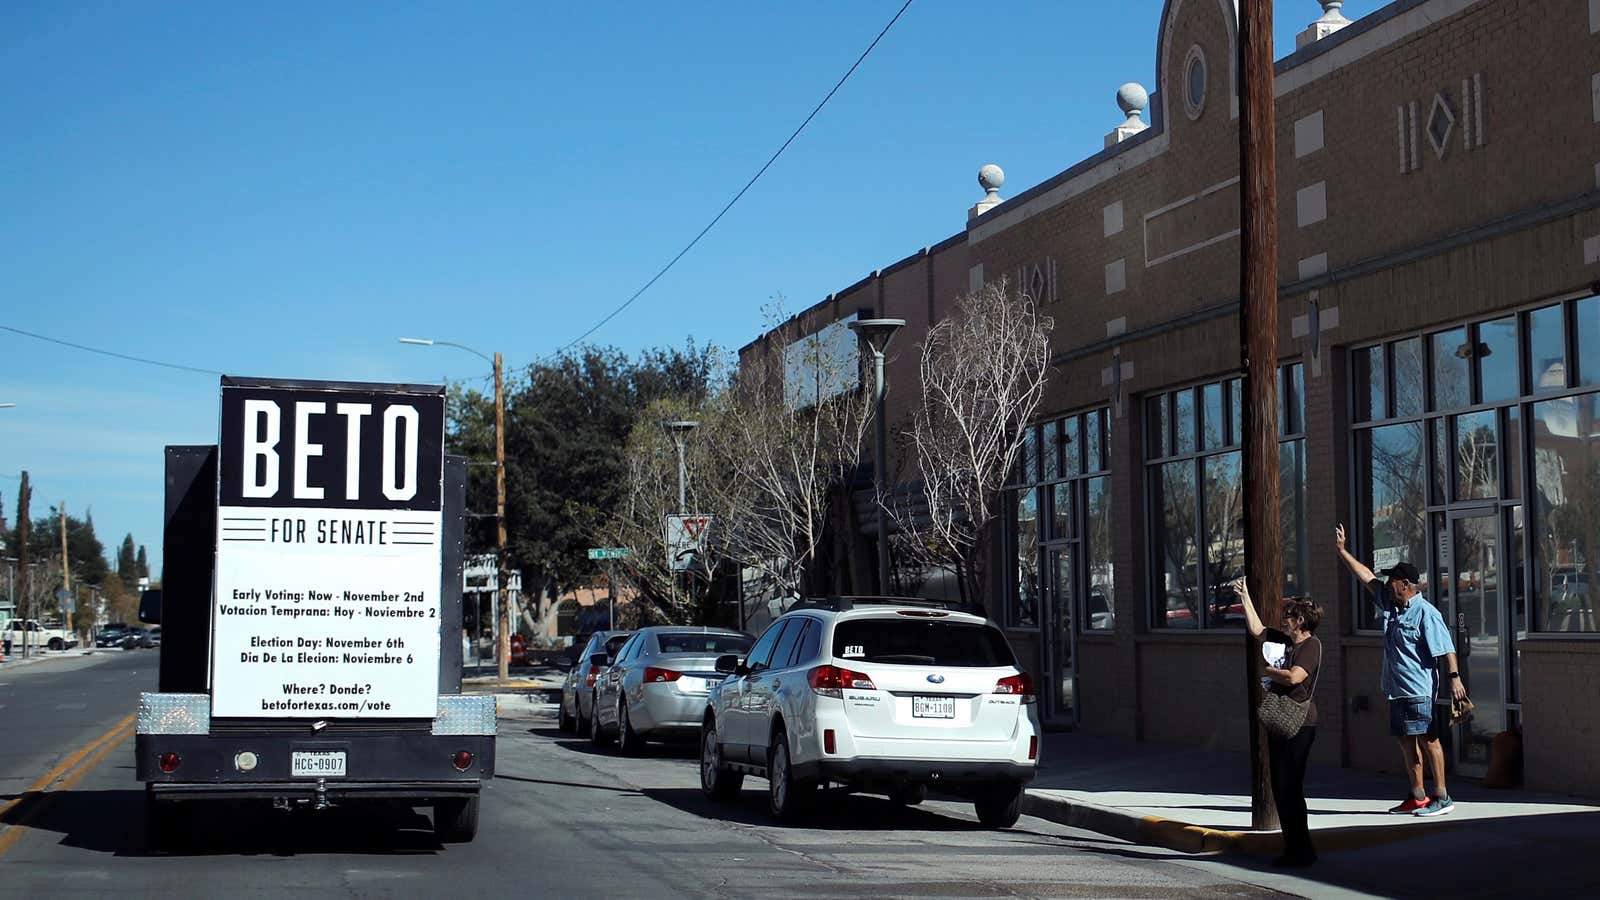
[{"x1": 1427, "y1": 92, "x2": 1456, "y2": 160}]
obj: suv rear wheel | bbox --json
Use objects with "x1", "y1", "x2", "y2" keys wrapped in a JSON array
[
  {"x1": 974, "y1": 782, "x2": 1024, "y2": 828},
  {"x1": 889, "y1": 783, "x2": 928, "y2": 806},
  {"x1": 767, "y1": 730, "x2": 814, "y2": 822},
  {"x1": 700, "y1": 719, "x2": 743, "y2": 801}
]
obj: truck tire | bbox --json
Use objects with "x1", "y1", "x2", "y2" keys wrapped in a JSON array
[
  {"x1": 433, "y1": 795, "x2": 480, "y2": 843},
  {"x1": 616, "y1": 701, "x2": 643, "y2": 756},
  {"x1": 48, "y1": 638, "x2": 64, "y2": 651},
  {"x1": 974, "y1": 782, "x2": 1024, "y2": 828}
]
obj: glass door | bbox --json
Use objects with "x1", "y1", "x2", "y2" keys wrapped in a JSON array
[
  {"x1": 1044, "y1": 546, "x2": 1076, "y2": 723},
  {"x1": 1448, "y1": 511, "x2": 1504, "y2": 774}
]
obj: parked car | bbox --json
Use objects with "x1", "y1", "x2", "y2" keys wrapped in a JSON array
[
  {"x1": 3, "y1": 618, "x2": 79, "y2": 651},
  {"x1": 146, "y1": 625, "x2": 162, "y2": 647},
  {"x1": 557, "y1": 630, "x2": 633, "y2": 735},
  {"x1": 590, "y1": 627, "x2": 754, "y2": 753},
  {"x1": 96, "y1": 626, "x2": 132, "y2": 648},
  {"x1": 698, "y1": 597, "x2": 1040, "y2": 827},
  {"x1": 129, "y1": 627, "x2": 156, "y2": 649}
]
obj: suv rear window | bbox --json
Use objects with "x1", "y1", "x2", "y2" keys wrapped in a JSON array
[
  {"x1": 832, "y1": 619, "x2": 1016, "y2": 667},
  {"x1": 653, "y1": 633, "x2": 754, "y2": 655}
]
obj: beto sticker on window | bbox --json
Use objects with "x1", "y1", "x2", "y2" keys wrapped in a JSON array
[{"x1": 843, "y1": 645, "x2": 865, "y2": 658}]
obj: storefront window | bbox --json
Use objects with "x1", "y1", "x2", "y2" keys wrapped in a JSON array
[
  {"x1": 1086, "y1": 475, "x2": 1114, "y2": 630},
  {"x1": 1531, "y1": 393, "x2": 1600, "y2": 633},
  {"x1": 1148, "y1": 365, "x2": 1305, "y2": 629},
  {"x1": 1477, "y1": 317, "x2": 1519, "y2": 404},
  {"x1": 1356, "y1": 421, "x2": 1428, "y2": 629}
]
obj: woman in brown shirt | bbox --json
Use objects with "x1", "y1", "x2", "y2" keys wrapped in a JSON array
[{"x1": 1235, "y1": 579, "x2": 1323, "y2": 868}]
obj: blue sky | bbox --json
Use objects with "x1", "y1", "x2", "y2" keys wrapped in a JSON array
[{"x1": 0, "y1": 1, "x2": 1387, "y2": 577}]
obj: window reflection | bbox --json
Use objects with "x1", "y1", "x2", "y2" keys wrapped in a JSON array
[
  {"x1": 1393, "y1": 337, "x2": 1425, "y2": 418},
  {"x1": 1454, "y1": 411, "x2": 1499, "y2": 501},
  {"x1": 1527, "y1": 304, "x2": 1566, "y2": 394},
  {"x1": 1431, "y1": 328, "x2": 1471, "y2": 411},
  {"x1": 1576, "y1": 296, "x2": 1600, "y2": 387},
  {"x1": 1356, "y1": 344, "x2": 1386, "y2": 421},
  {"x1": 1204, "y1": 453, "x2": 1245, "y2": 627},
  {"x1": 1086, "y1": 477, "x2": 1114, "y2": 630},
  {"x1": 1477, "y1": 317, "x2": 1519, "y2": 404},
  {"x1": 1156, "y1": 460, "x2": 1199, "y2": 628},
  {"x1": 1531, "y1": 394, "x2": 1600, "y2": 633},
  {"x1": 1202, "y1": 382, "x2": 1225, "y2": 451},
  {"x1": 1041, "y1": 420, "x2": 1060, "y2": 481},
  {"x1": 1174, "y1": 388, "x2": 1197, "y2": 455},
  {"x1": 1359, "y1": 422, "x2": 1429, "y2": 629},
  {"x1": 1015, "y1": 490, "x2": 1039, "y2": 627}
]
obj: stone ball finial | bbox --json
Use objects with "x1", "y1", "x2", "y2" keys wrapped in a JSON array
[
  {"x1": 978, "y1": 164, "x2": 1005, "y2": 196},
  {"x1": 1116, "y1": 83, "x2": 1149, "y2": 120}
]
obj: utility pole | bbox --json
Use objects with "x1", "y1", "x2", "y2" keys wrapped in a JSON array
[
  {"x1": 60, "y1": 502, "x2": 73, "y2": 641},
  {"x1": 495, "y1": 350, "x2": 510, "y2": 683},
  {"x1": 1239, "y1": 0, "x2": 1283, "y2": 831},
  {"x1": 18, "y1": 472, "x2": 31, "y2": 657}
]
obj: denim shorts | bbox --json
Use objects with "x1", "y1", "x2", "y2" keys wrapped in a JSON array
[{"x1": 1389, "y1": 696, "x2": 1436, "y2": 737}]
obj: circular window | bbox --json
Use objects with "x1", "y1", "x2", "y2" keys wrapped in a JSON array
[{"x1": 1183, "y1": 45, "x2": 1208, "y2": 120}]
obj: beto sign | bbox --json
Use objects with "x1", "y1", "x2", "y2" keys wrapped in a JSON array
[{"x1": 219, "y1": 379, "x2": 444, "y2": 511}]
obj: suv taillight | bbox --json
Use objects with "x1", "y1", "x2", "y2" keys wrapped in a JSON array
[
  {"x1": 642, "y1": 666, "x2": 682, "y2": 683},
  {"x1": 585, "y1": 663, "x2": 601, "y2": 687},
  {"x1": 994, "y1": 672, "x2": 1036, "y2": 704},
  {"x1": 808, "y1": 664, "x2": 876, "y2": 698}
]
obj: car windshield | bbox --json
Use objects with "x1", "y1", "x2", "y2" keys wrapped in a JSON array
[
  {"x1": 653, "y1": 633, "x2": 753, "y2": 655},
  {"x1": 832, "y1": 619, "x2": 1016, "y2": 667}
]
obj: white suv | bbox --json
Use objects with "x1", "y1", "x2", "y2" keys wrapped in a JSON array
[{"x1": 698, "y1": 597, "x2": 1040, "y2": 827}]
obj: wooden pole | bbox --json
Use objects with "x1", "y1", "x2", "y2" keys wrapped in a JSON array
[
  {"x1": 495, "y1": 351, "x2": 510, "y2": 682},
  {"x1": 17, "y1": 472, "x2": 31, "y2": 656},
  {"x1": 1239, "y1": 0, "x2": 1283, "y2": 832},
  {"x1": 61, "y1": 502, "x2": 73, "y2": 639}
]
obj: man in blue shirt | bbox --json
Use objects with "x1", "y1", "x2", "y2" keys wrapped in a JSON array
[{"x1": 1336, "y1": 525, "x2": 1467, "y2": 817}]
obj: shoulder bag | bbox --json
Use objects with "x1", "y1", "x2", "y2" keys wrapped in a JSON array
[{"x1": 1258, "y1": 637, "x2": 1321, "y2": 740}]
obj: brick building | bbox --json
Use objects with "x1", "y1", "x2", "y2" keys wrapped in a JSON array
[{"x1": 740, "y1": 0, "x2": 1600, "y2": 795}]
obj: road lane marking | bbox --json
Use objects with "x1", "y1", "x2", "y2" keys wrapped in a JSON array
[
  {"x1": 0, "y1": 712, "x2": 137, "y2": 857},
  {"x1": 0, "y1": 719, "x2": 135, "y2": 858}
]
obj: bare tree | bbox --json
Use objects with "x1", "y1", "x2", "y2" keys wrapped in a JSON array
[
  {"x1": 600, "y1": 396, "x2": 731, "y2": 625},
  {"x1": 707, "y1": 302, "x2": 873, "y2": 608},
  {"x1": 899, "y1": 279, "x2": 1053, "y2": 607}
]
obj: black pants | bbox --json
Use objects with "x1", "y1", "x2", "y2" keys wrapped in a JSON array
[{"x1": 1268, "y1": 726, "x2": 1317, "y2": 859}]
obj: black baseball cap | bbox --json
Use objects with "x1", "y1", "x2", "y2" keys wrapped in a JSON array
[{"x1": 1379, "y1": 562, "x2": 1421, "y2": 583}]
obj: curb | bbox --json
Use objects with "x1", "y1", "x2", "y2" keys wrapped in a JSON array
[{"x1": 1023, "y1": 791, "x2": 1458, "y2": 856}]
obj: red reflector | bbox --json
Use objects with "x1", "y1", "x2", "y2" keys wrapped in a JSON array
[
  {"x1": 1028, "y1": 736, "x2": 1039, "y2": 761},
  {"x1": 158, "y1": 752, "x2": 181, "y2": 774},
  {"x1": 994, "y1": 672, "x2": 1037, "y2": 704},
  {"x1": 642, "y1": 666, "x2": 683, "y2": 683},
  {"x1": 824, "y1": 729, "x2": 836, "y2": 754},
  {"x1": 808, "y1": 664, "x2": 876, "y2": 698},
  {"x1": 452, "y1": 751, "x2": 474, "y2": 771}
]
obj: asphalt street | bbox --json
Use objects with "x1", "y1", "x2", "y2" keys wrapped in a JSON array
[{"x1": 1, "y1": 656, "x2": 1295, "y2": 898}]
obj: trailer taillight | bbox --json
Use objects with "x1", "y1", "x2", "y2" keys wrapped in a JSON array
[
  {"x1": 452, "y1": 751, "x2": 475, "y2": 772},
  {"x1": 158, "y1": 752, "x2": 182, "y2": 774}
]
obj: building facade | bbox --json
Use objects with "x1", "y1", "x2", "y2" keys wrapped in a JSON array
[{"x1": 744, "y1": 0, "x2": 1600, "y2": 795}]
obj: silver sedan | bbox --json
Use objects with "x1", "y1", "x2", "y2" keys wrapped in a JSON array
[{"x1": 592, "y1": 627, "x2": 753, "y2": 753}]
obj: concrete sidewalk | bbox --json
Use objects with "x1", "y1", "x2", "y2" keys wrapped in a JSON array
[
  {"x1": 1023, "y1": 730, "x2": 1600, "y2": 858},
  {"x1": 0, "y1": 647, "x2": 107, "y2": 670}
]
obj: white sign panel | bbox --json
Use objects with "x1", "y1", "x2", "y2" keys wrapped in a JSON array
[
  {"x1": 783, "y1": 313, "x2": 859, "y2": 410},
  {"x1": 664, "y1": 514, "x2": 714, "y2": 572},
  {"x1": 212, "y1": 379, "x2": 446, "y2": 719}
]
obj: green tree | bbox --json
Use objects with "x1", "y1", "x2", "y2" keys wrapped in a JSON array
[
  {"x1": 136, "y1": 544, "x2": 150, "y2": 579},
  {"x1": 117, "y1": 534, "x2": 138, "y2": 589},
  {"x1": 445, "y1": 341, "x2": 718, "y2": 627}
]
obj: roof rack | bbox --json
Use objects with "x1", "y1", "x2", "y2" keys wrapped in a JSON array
[{"x1": 784, "y1": 596, "x2": 984, "y2": 615}]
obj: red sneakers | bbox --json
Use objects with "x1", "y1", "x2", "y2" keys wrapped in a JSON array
[{"x1": 1388, "y1": 796, "x2": 1429, "y2": 814}]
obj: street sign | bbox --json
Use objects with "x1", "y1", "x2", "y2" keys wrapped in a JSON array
[
  {"x1": 587, "y1": 548, "x2": 630, "y2": 560},
  {"x1": 664, "y1": 515, "x2": 714, "y2": 571}
]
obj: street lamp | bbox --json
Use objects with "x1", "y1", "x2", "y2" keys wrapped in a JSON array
[
  {"x1": 400, "y1": 336, "x2": 510, "y2": 683},
  {"x1": 661, "y1": 420, "x2": 699, "y2": 511},
  {"x1": 849, "y1": 317, "x2": 906, "y2": 594}
]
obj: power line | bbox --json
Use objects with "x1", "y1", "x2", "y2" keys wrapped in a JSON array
[
  {"x1": 543, "y1": 0, "x2": 917, "y2": 360},
  {"x1": 1, "y1": 324, "x2": 225, "y2": 376}
]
